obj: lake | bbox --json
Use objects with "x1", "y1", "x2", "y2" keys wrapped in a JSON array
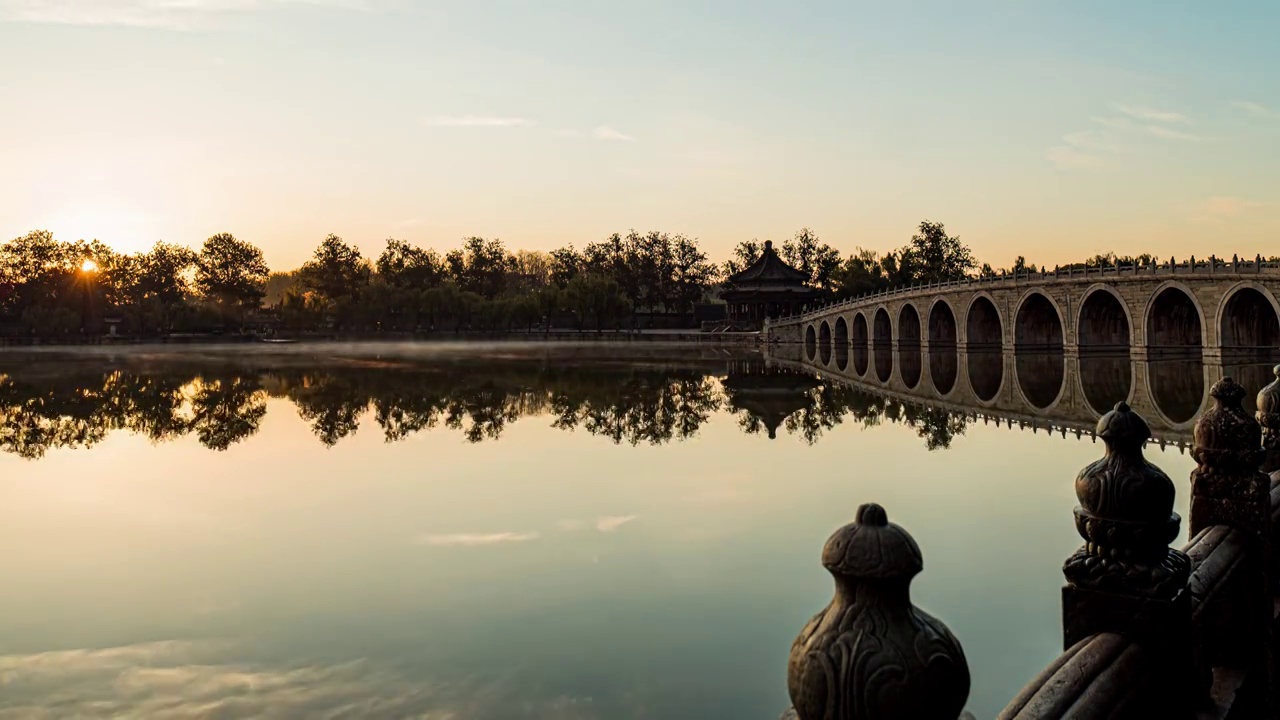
[{"x1": 0, "y1": 341, "x2": 1266, "y2": 719}]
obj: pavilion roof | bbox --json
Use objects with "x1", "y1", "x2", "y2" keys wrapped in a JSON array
[{"x1": 726, "y1": 240, "x2": 811, "y2": 285}]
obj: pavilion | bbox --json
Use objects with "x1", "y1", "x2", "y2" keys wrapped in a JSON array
[{"x1": 720, "y1": 241, "x2": 822, "y2": 326}]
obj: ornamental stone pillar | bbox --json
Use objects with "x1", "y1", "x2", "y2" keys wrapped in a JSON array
[
  {"x1": 1061, "y1": 402, "x2": 1192, "y2": 657},
  {"x1": 1192, "y1": 377, "x2": 1274, "y2": 714},
  {"x1": 785, "y1": 503, "x2": 970, "y2": 720}
]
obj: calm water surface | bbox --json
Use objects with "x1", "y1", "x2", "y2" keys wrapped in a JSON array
[{"x1": 0, "y1": 342, "x2": 1246, "y2": 718}]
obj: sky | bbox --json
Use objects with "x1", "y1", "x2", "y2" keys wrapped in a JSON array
[{"x1": 1, "y1": 0, "x2": 1278, "y2": 270}]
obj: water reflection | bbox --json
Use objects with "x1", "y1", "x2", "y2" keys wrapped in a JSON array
[
  {"x1": 873, "y1": 342, "x2": 893, "y2": 382},
  {"x1": 899, "y1": 347, "x2": 922, "y2": 389},
  {"x1": 929, "y1": 346, "x2": 958, "y2": 395},
  {"x1": 1015, "y1": 352, "x2": 1064, "y2": 409},
  {"x1": 1078, "y1": 355, "x2": 1132, "y2": 415},
  {"x1": 1148, "y1": 358, "x2": 1205, "y2": 424},
  {"x1": 968, "y1": 351, "x2": 1003, "y2": 402},
  {"x1": 3, "y1": 344, "x2": 1276, "y2": 458}
]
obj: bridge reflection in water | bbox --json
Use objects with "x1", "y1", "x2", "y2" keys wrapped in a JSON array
[{"x1": 786, "y1": 335, "x2": 1279, "y2": 449}]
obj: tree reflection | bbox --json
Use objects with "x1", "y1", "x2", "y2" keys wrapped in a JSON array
[
  {"x1": 190, "y1": 377, "x2": 267, "y2": 451},
  {"x1": 0, "y1": 354, "x2": 993, "y2": 458}
]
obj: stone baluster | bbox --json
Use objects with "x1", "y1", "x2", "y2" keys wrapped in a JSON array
[
  {"x1": 1192, "y1": 377, "x2": 1274, "y2": 712},
  {"x1": 1193, "y1": 378, "x2": 1270, "y2": 540},
  {"x1": 1260, "y1": 366, "x2": 1280, "y2": 596},
  {"x1": 1061, "y1": 402, "x2": 1192, "y2": 685},
  {"x1": 1258, "y1": 366, "x2": 1280, "y2": 477},
  {"x1": 785, "y1": 503, "x2": 970, "y2": 720}
]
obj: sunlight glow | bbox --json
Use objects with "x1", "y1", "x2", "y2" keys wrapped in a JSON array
[{"x1": 81, "y1": 259, "x2": 99, "y2": 273}]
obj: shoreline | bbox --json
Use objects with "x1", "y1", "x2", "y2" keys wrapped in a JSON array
[{"x1": 0, "y1": 329, "x2": 763, "y2": 350}]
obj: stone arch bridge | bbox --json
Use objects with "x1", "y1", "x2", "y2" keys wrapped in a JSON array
[{"x1": 762, "y1": 258, "x2": 1280, "y2": 435}]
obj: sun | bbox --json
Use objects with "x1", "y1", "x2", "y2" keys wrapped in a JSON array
[{"x1": 81, "y1": 259, "x2": 99, "y2": 273}]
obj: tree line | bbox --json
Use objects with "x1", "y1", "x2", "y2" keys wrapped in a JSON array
[{"x1": 2, "y1": 221, "x2": 1211, "y2": 337}]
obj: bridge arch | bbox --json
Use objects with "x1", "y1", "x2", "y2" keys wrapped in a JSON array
[
  {"x1": 819, "y1": 320, "x2": 832, "y2": 366},
  {"x1": 965, "y1": 293, "x2": 1004, "y2": 402},
  {"x1": 927, "y1": 299, "x2": 958, "y2": 397},
  {"x1": 965, "y1": 292, "x2": 1003, "y2": 350},
  {"x1": 852, "y1": 312, "x2": 869, "y2": 376},
  {"x1": 873, "y1": 307, "x2": 893, "y2": 382},
  {"x1": 1014, "y1": 289, "x2": 1065, "y2": 351},
  {"x1": 898, "y1": 303, "x2": 922, "y2": 388},
  {"x1": 804, "y1": 324, "x2": 817, "y2": 361},
  {"x1": 834, "y1": 316, "x2": 850, "y2": 371},
  {"x1": 1144, "y1": 281, "x2": 1206, "y2": 354},
  {"x1": 1011, "y1": 291, "x2": 1065, "y2": 411},
  {"x1": 1216, "y1": 281, "x2": 1280, "y2": 352},
  {"x1": 898, "y1": 302, "x2": 922, "y2": 345},
  {"x1": 928, "y1": 298, "x2": 958, "y2": 347},
  {"x1": 1077, "y1": 284, "x2": 1134, "y2": 352}
]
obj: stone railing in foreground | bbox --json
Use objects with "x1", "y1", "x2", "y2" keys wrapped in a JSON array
[{"x1": 780, "y1": 368, "x2": 1280, "y2": 719}]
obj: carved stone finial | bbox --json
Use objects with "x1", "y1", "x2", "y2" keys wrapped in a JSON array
[
  {"x1": 1191, "y1": 376, "x2": 1269, "y2": 539},
  {"x1": 1257, "y1": 366, "x2": 1280, "y2": 445},
  {"x1": 788, "y1": 503, "x2": 970, "y2": 720},
  {"x1": 1064, "y1": 402, "x2": 1190, "y2": 600}
]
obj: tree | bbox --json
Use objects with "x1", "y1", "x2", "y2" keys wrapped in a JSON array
[
  {"x1": 832, "y1": 248, "x2": 888, "y2": 299},
  {"x1": 901, "y1": 220, "x2": 974, "y2": 284},
  {"x1": 549, "y1": 246, "x2": 582, "y2": 288},
  {"x1": 135, "y1": 242, "x2": 196, "y2": 305},
  {"x1": 300, "y1": 234, "x2": 371, "y2": 302},
  {"x1": 512, "y1": 250, "x2": 554, "y2": 292},
  {"x1": 447, "y1": 237, "x2": 515, "y2": 298},
  {"x1": 721, "y1": 240, "x2": 762, "y2": 279},
  {"x1": 376, "y1": 239, "x2": 444, "y2": 289},
  {"x1": 780, "y1": 228, "x2": 842, "y2": 292},
  {"x1": 1010, "y1": 256, "x2": 1038, "y2": 274},
  {"x1": 565, "y1": 273, "x2": 630, "y2": 332},
  {"x1": 195, "y1": 233, "x2": 269, "y2": 319},
  {"x1": 669, "y1": 234, "x2": 714, "y2": 313}
]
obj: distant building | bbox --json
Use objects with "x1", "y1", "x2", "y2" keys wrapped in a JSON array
[{"x1": 720, "y1": 240, "x2": 821, "y2": 325}]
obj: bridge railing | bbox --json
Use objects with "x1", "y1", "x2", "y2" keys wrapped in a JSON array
[
  {"x1": 779, "y1": 371, "x2": 1280, "y2": 719},
  {"x1": 768, "y1": 253, "x2": 1280, "y2": 330}
]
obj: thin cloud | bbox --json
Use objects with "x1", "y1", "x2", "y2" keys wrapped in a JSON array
[
  {"x1": 594, "y1": 514, "x2": 638, "y2": 532},
  {"x1": 1045, "y1": 145, "x2": 1103, "y2": 170},
  {"x1": 558, "y1": 515, "x2": 639, "y2": 532},
  {"x1": 1061, "y1": 130, "x2": 1122, "y2": 154},
  {"x1": 1114, "y1": 103, "x2": 1188, "y2": 124},
  {"x1": 1144, "y1": 125, "x2": 1200, "y2": 141},
  {"x1": 424, "y1": 116, "x2": 536, "y2": 128},
  {"x1": 592, "y1": 126, "x2": 636, "y2": 142},
  {"x1": 414, "y1": 531, "x2": 540, "y2": 546},
  {"x1": 0, "y1": 0, "x2": 372, "y2": 29},
  {"x1": 1233, "y1": 101, "x2": 1280, "y2": 119},
  {"x1": 1201, "y1": 196, "x2": 1265, "y2": 217}
]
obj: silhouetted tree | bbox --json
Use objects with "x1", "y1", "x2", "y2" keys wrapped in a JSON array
[{"x1": 195, "y1": 233, "x2": 269, "y2": 321}]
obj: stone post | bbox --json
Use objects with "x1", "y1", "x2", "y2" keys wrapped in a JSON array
[
  {"x1": 785, "y1": 503, "x2": 970, "y2": 720},
  {"x1": 1061, "y1": 402, "x2": 1192, "y2": 678},
  {"x1": 1192, "y1": 378, "x2": 1270, "y2": 541},
  {"x1": 1192, "y1": 377, "x2": 1275, "y2": 714},
  {"x1": 1257, "y1": 366, "x2": 1280, "y2": 477}
]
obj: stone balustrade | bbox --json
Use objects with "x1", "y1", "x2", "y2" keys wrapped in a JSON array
[{"x1": 782, "y1": 370, "x2": 1280, "y2": 719}]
